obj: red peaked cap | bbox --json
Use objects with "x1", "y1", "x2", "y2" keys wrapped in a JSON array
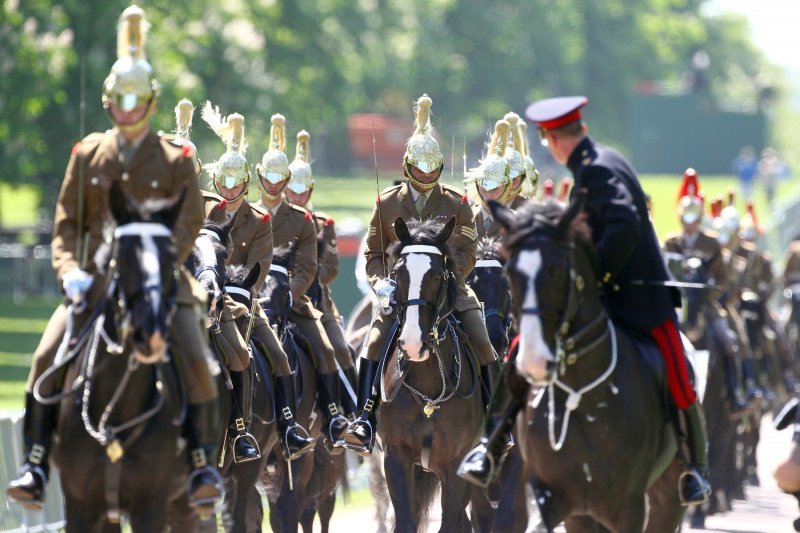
[
  {"x1": 676, "y1": 168, "x2": 701, "y2": 205},
  {"x1": 525, "y1": 96, "x2": 588, "y2": 130}
]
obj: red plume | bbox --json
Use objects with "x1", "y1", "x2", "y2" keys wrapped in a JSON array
[
  {"x1": 746, "y1": 200, "x2": 763, "y2": 235},
  {"x1": 558, "y1": 178, "x2": 573, "y2": 202},
  {"x1": 676, "y1": 168, "x2": 701, "y2": 204},
  {"x1": 710, "y1": 197, "x2": 723, "y2": 218},
  {"x1": 542, "y1": 179, "x2": 554, "y2": 198},
  {"x1": 727, "y1": 189, "x2": 735, "y2": 207}
]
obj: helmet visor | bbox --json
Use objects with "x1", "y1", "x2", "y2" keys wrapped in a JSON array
[
  {"x1": 263, "y1": 171, "x2": 288, "y2": 184},
  {"x1": 287, "y1": 181, "x2": 310, "y2": 194}
]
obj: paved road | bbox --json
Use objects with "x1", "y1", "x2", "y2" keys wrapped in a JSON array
[{"x1": 310, "y1": 415, "x2": 799, "y2": 532}]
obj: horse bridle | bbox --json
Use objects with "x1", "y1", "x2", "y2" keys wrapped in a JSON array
[
  {"x1": 395, "y1": 245, "x2": 453, "y2": 341},
  {"x1": 473, "y1": 259, "x2": 513, "y2": 345},
  {"x1": 516, "y1": 238, "x2": 607, "y2": 374},
  {"x1": 106, "y1": 222, "x2": 178, "y2": 354}
]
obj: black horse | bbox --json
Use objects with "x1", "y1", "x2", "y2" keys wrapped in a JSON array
[
  {"x1": 466, "y1": 236, "x2": 527, "y2": 533},
  {"x1": 377, "y1": 217, "x2": 483, "y2": 532},
  {"x1": 256, "y1": 245, "x2": 323, "y2": 533},
  {"x1": 51, "y1": 183, "x2": 186, "y2": 531},
  {"x1": 215, "y1": 263, "x2": 277, "y2": 532},
  {"x1": 490, "y1": 197, "x2": 684, "y2": 532}
]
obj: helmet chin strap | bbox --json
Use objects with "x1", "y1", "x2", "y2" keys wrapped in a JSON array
[
  {"x1": 104, "y1": 97, "x2": 156, "y2": 136},
  {"x1": 404, "y1": 163, "x2": 442, "y2": 191},
  {"x1": 258, "y1": 174, "x2": 288, "y2": 202}
]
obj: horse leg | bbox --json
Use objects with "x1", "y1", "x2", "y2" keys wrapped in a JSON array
[
  {"x1": 384, "y1": 450, "x2": 417, "y2": 533},
  {"x1": 246, "y1": 482, "x2": 264, "y2": 533},
  {"x1": 644, "y1": 459, "x2": 685, "y2": 533},
  {"x1": 228, "y1": 462, "x2": 264, "y2": 532},
  {"x1": 369, "y1": 450, "x2": 392, "y2": 533},
  {"x1": 167, "y1": 489, "x2": 199, "y2": 533},
  {"x1": 317, "y1": 490, "x2": 337, "y2": 533},
  {"x1": 299, "y1": 504, "x2": 316, "y2": 533},
  {"x1": 129, "y1": 489, "x2": 170, "y2": 533},
  {"x1": 606, "y1": 494, "x2": 646, "y2": 533},
  {"x1": 469, "y1": 484, "x2": 497, "y2": 533},
  {"x1": 563, "y1": 515, "x2": 611, "y2": 533},
  {"x1": 439, "y1": 470, "x2": 472, "y2": 533},
  {"x1": 495, "y1": 447, "x2": 528, "y2": 533}
]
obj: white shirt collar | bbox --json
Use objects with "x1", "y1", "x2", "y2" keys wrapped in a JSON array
[{"x1": 117, "y1": 127, "x2": 150, "y2": 151}]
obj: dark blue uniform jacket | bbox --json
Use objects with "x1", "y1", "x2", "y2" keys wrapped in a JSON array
[{"x1": 567, "y1": 136, "x2": 680, "y2": 333}]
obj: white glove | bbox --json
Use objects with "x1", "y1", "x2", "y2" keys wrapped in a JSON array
[
  {"x1": 62, "y1": 268, "x2": 93, "y2": 310},
  {"x1": 372, "y1": 278, "x2": 397, "y2": 313}
]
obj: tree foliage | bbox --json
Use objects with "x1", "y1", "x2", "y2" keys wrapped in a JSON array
[{"x1": 0, "y1": 0, "x2": 779, "y2": 213}]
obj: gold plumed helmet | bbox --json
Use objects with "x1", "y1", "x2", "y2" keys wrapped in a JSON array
[
  {"x1": 201, "y1": 102, "x2": 250, "y2": 199},
  {"x1": 257, "y1": 114, "x2": 291, "y2": 186},
  {"x1": 102, "y1": 5, "x2": 158, "y2": 132},
  {"x1": 517, "y1": 121, "x2": 540, "y2": 198},
  {"x1": 287, "y1": 130, "x2": 314, "y2": 194},
  {"x1": 502, "y1": 112, "x2": 525, "y2": 180},
  {"x1": 676, "y1": 195, "x2": 703, "y2": 225},
  {"x1": 467, "y1": 120, "x2": 511, "y2": 196},
  {"x1": 713, "y1": 205, "x2": 741, "y2": 247},
  {"x1": 403, "y1": 94, "x2": 444, "y2": 188},
  {"x1": 173, "y1": 99, "x2": 200, "y2": 173}
]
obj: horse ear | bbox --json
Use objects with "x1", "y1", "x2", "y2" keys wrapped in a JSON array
[
  {"x1": 243, "y1": 263, "x2": 261, "y2": 290},
  {"x1": 557, "y1": 187, "x2": 587, "y2": 234},
  {"x1": 488, "y1": 200, "x2": 514, "y2": 230},
  {"x1": 438, "y1": 216, "x2": 456, "y2": 242},
  {"x1": 394, "y1": 217, "x2": 411, "y2": 243},
  {"x1": 109, "y1": 181, "x2": 134, "y2": 225}
]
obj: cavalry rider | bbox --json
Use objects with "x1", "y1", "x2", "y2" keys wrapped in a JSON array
[
  {"x1": 663, "y1": 170, "x2": 748, "y2": 415},
  {"x1": 525, "y1": 96, "x2": 710, "y2": 505},
  {"x1": 469, "y1": 120, "x2": 514, "y2": 239},
  {"x1": 195, "y1": 104, "x2": 316, "y2": 462},
  {"x1": 343, "y1": 94, "x2": 500, "y2": 455},
  {"x1": 501, "y1": 112, "x2": 539, "y2": 209},
  {"x1": 7, "y1": 5, "x2": 222, "y2": 509},
  {"x1": 284, "y1": 130, "x2": 358, "y2": 416},
  {"x1": 713, "y1": 202, "x2": 764, "y2": 405},
  {"x1": 252, "y1": 114, "x2": 350, "y2": 450},
  {"x1": 458, "y1": 119, "x2": 526, "y2": 485}
]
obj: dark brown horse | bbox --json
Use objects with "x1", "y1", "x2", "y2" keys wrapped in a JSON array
[
  {"x1": 490, "y1": 197, "x2": 684, "y2": 532},
  {"x1": 50, "y1": 183, "x2": 186, "y2": 531},
  {"x1": 256, "y1": 245, "x2": 345, "y2": 533},
  {"x1": 378, "y1": 217, "x2": 483, "y2": 532}
]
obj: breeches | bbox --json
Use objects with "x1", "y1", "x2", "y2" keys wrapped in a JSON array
[
  {"x1": 650, "y1": 319, "x2": 698, "y2": 410},
  {"x1": 215, "y1": 318, "x2": 250, "y2": 372},
  {"x1": 322, "y1": 314, "x2": 354, "y2": 370},
  {"x1": 27, "y1": 303, "x2": 217, "y2": 404},
  {"x1": 290, "y1": 312, "x2": 337, "y2": 373},
  {"x1": 251, "y1": 315, "x2": 291, "y2": 376}
]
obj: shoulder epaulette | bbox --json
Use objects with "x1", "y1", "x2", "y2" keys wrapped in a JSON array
[
  {"x1": 73, "y1": 132, "x2": 105, "y2": 155},
  {"x1": 440, "y1": 183, "x2": 466, "y2": 197},
  {"x1": 249, "y1": 202, "x2": 267, "y2": 217},
  {"x1": 379, "y1": 183, "x2": 403, "y2": 198}
]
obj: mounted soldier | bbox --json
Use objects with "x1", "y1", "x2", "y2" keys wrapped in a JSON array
[
  {"x1": 283, "y1": 129, "x2": 358, "y2": 415},
  {"x1": 6, "y1": 5, "x2": 221, "y2": 510},
  {"x1": 343, "y1": 94, "x2": 500, "y2": 455},
  {"x1": 196, "y1": 103, "x2": 316, "y2": 462},
  {"x1": 467, "y1": 120, "x2": 513, "y2": 239},
  {"x1": 663, "y1": 170, "x2": 748, "y2": 415},
  {"x1": 252, "y1": 114, "x2": 350, "y2": 450},
  {"x1": 524, "y1": 95, "x2": 710, "y2": 504}
]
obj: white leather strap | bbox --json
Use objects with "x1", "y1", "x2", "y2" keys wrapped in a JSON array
[
  {"x1": 474, "y1": 259, "x2": 503, "y2": 269},
  {"x1": 269, "y1": 264, "x2": 289, "y2": 276},
  {"x1": 114, "y1": 222, "x2": 172, "y2": 239},
  {"x1": 400, "y1": 245, "x2": 442, "y2": 256}
]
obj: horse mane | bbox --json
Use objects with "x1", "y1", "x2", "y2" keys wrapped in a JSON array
[
  {"x1": 476, "y1": 235, "x2": 504, "y2": 262},
  {"x1": 272, "y1": 243, "x2": 296, "y2": 270},
  {"x1": 505, "y1": 199, "x2": 599, "y2": 277},
  {"x1": 387, "y1": 218, "x2": 454, "y2": 264}
]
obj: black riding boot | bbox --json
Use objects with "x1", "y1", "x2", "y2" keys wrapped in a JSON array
[
  {"x1": 480, "y1": 360, "x2": 502, "y2": 413},
  {"x1": 343, "y1": 358, "x2": 381, "y2": 456},
  {"x1": 274, "y1": 373, "x2": 316, "y2": 460},
  {"x1": 185, "y1": 400, "x2": 223, "y2": 510},
  {"x1": 341, "y1": 365, "x2": 358, "y2": 421},
  {"x1": 723, "y1": 349, "x2": 749, "y2": 416},
  {"x1": 679, "y1": 402, "x2": 711, "y2": 505},
  {"x1": 458, "y1": 362, "x2": 528, "y2": 487},
  {"x1": 317, "y1": 370, "x2": 349, "y2": 452},
  {"x1": 229, "y1": 368, "x2": 260, "y2": 463},
  {"x1": 6, "y1": 392, "x2": 55, "y2": 510}
]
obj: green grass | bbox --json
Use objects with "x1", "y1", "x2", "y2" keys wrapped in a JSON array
[
  {"x1": 0, "y1": 297, "x2": 59, "y2": 410},
  {"x1": 0, "y1": 183, "x2": 41, "y2": 228}
]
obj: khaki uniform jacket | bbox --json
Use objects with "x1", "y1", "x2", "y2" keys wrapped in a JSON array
[
  {"x1": 734, "y1": 241, "x2": 774, "y2": 301},
  {"x1": 252, "y1": 199, "x2": 319, "y2": 319},
  {"x1": 204, "y1": 192, "x2": 273, "y2": 322},
  {"x1": 472, "y1": 203, "x2": 505, "y2": 240},
  {"x1": 365, "y1": 181, "x2": 480, "y2": 311},
  {"x1": 311, "y1": 212, "x2": 341, "y2": 319},
  {"x1": 663, "y1": 230, "x2": 728, "y2": 323},
  {"x1": 784, "y1": 241, "x2": 800, "y2": 287},
  {"x1": 51, "y1": 129, "x2": 204, "y2": 306}
]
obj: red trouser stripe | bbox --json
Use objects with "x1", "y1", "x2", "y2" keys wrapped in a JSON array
[{"x1": 650, "y1": 319, "x2": 697, "y2": 409}]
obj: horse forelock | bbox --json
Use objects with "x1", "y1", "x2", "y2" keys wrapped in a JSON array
[
  {"x1": 226, "y1": 264, "x2": 252, "y2": 288},
  {"x1": 388, "y1": 218, "x2": 452, "y2": 263},
  {"x1": 477, "y1": 236, "x2": 504, "y2": 262}
]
